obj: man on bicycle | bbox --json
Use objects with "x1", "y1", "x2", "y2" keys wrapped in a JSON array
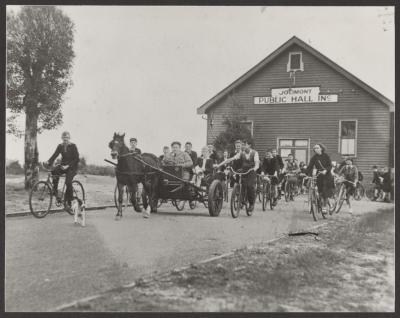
[
  {"x1": 338, "y1": 157, "x2": 358, "y2": 213},
  {"x1": 260, "y1": 150, "x2": 280, "y2": 205},
  {"x1": 281, "y1": 153, "x2": 300, "y2": 200},
  {"x1": 228, "y1": 140, "x2": 243, "y2": 187},
  {"x1": 45, "y1": 131, "x2": 80, "y2": 209},
  {"x1": 218, "y1": 140, "x2": 260, "y2": 212}
]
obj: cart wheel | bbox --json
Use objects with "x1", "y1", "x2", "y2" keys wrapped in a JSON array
[
  {"x1": 230, "y1": 183, "x2": 241, "y2": 218},
  {"x1": 189, "y1": 200, "x2": 197, "y2": 209},
  {"x1": 208, "y1": 180, "x2": 223, "y2": 217},
  {"x1": 65, "y1": 180, "x2": 85, "y2": 215},
  {"x1": 173, "y1": 200, "x2": 186, "y2": 211},
  {"x1": 29, "y1": 181, "x2": 53, "y2": 218}
]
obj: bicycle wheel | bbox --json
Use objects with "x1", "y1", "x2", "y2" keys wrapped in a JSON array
[
  {"x1": 262, "y1": 182, "x2": 268, "y2": 211},
  {"x1": 336, "y1": 184, "x2": 346, "y2": 214},
  {"x1": 319, "y1": 196, "x2": 327, "y2": 219},
  {"x1": 230, "y1": 183, "x2": 241, "y2": 218},
  {"x1": 270, "y1": 184, "x2": 276, "y2": 210},
  {"x1": 328, "y1": 194, "x2": 337, "y2": 215},
  {"x1": 284, "y1": 181, "x2": 290, "y2": 202},
  {"x1": 309, "y1": 190, "x2": 318, "y2": 221},
  {"x1": 223, "y1": 180, "x2": 229, "y2": 202},
  {"x1": 354, "y1": 183, "x2": 364, "y2": 201},
  {"x1": 29, "y1": 181, "x2": 53, "y2": 218},
  {"x1": 65, "y1": 180, "x2": 85, "y2": 215}
]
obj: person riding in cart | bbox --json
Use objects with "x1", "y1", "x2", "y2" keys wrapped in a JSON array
[
  {"x1": 217, "y1": 140, "x2": 260, "y2": 212},
  {"x1": 162, "y1": 141, "x2": 193, "y2": 180}
]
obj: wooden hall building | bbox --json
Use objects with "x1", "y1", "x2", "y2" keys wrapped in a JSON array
[{"x1": 197, "y1": 36, "x2": 394, "y2": 180}]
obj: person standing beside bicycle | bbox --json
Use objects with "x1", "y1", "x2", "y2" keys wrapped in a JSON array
[
  {"x1": 45, "y1": 131, "x2": 80, "y2": 209},
  {"x1": 218, "y1": 140, "x2": 260, "y2": 212},
  {"x1": 305, "y1": 143, "x2": 335, "y2": 215},
  {"x1": 337, "y1": 157, "x2": 358, "y2": 213},
  {"x1": 260, "y1": 150, "x2": 280, "y2": 206}
]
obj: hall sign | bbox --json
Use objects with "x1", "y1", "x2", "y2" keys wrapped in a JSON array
[{"x1": 254, "y1": 87, "x2": 338, "y2": 104}]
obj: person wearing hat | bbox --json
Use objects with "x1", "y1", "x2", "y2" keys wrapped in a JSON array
[
  {"x1": 162, "y1": 141, "x2": 193, "y2": 180},
  {"x1": 45, "y1": 131, "x2": 80, "y2": 209},
  {"x1": 129, "y1": 138, "x2": 141, "y2": 155},
  {"x1": 338, "y1": 157, "x2": 359, "y2": 213}
]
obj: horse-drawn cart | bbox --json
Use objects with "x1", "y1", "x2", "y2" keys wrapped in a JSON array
[
  {"x1": 105, "y1": 156, "x2": 224, "y2": 217},
  {"x1": 157, "y1": 165, "x2": 223, "y2": 216}
]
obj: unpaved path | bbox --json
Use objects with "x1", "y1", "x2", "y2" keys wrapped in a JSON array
[{"x1": 5, "y1": 197, "x2": 392, "y2": 312}]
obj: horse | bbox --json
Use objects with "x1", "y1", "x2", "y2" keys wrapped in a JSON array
[{"x1": 108, "y1": 133, "x2": 160, "y2": 219}]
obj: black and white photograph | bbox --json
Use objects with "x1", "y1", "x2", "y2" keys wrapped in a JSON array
[{"x1": 4, "y1": 4, "x2": 395, "y2": 312}]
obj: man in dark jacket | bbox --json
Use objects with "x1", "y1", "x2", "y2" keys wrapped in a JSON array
[
  {"x1": 129, "y1": 137, "x2": 142, "y2": 154},
  {"x1": 185, "y1": 141, "x2": 197, "y2": 180},
  {"x1": 46, "y1": 131, "x2": 80, "y2": 207}
]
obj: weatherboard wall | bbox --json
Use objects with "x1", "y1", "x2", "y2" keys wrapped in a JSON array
[{"x1": 205, "y1": 43, "x2": 391, "y2": 179}]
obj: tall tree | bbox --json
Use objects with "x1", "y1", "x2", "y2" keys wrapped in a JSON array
[
  {"x1": 213, "y1": 92, "x2": 254, "y2": 153},
  {"x1": 7, "y1": 6, "x2": 75, "y2": 189}
]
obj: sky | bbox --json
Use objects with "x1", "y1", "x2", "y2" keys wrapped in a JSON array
[{"x1": 6, "y1": 6, "x2": 394, "y2": 165}]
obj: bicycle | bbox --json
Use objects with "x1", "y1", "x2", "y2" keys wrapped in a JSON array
[
  {"x1": 304, "y1": 172, "x2": 328, "y2": 221},
  {"x1": 230, "y1": 167, "x2": 254, "y2": 218},
  {"x1": 29, "y1": 164, "x2": 85, "y2": 218},
  {"x1": 284, "y1": 173, "x2": 298, "y2": 202},
  {"x1": 223, "y1": 168, "x2": 230, "y2": 202},
  {"x1": 335, "y1": 178, "x2": 356, "y2": 213},
  {"x1": 353, "y1": 181, "x2": 365, "y2": 201},
  {"x1": 261, "y1": 174, "x2": 277, "y2": 211}
]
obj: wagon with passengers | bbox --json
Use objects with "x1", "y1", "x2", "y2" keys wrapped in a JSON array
[{"x1": 155, "y1": 165, "x2": 224, "y2": 216}]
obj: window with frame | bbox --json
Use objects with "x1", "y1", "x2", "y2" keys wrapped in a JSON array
[
  {"x1": 287, "y1": 52, "x2": 304, "y2": 72},
  {"x1": 339, "y1": 120, "x2": 357, "y2": 156}
]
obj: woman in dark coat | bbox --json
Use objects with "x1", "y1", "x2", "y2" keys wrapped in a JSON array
[{"x1": 305, "y1": 143, "x2": 335, "y2": 213}]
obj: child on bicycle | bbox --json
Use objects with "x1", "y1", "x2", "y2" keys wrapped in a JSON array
[{"x1": 338, "y1": 157, "x2": 358, "y2": 213}]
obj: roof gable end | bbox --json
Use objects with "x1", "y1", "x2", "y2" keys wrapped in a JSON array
[{"x1": 197, "y1": 36, "x2": 394, "y2": 114}]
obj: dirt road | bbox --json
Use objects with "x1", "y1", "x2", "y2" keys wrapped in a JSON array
[{"x1": 5, "y1": 197, "x2": 391, "y2": 311}]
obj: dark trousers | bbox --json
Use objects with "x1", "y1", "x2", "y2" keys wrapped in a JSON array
[
  {"x1": 243, "y1": 171, "x2": 257, "y2": 205},
  {"x1": 52, "y1": 166, "x2": 77, "y2": 203}
]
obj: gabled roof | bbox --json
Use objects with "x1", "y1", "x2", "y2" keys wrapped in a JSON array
[{"x1": 197, "y1": 36, "x2": 394, "y2": 114}]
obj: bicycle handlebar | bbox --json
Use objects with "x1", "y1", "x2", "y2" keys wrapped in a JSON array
[{"x1": 230, "y1": 167, "x2": 254, "y2": 176}]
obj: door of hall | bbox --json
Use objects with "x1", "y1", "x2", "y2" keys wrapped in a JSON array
[{"x1": 277, "y1": 139, "x2": 310, "y2": 164}]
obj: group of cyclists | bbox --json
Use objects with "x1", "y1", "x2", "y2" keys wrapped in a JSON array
[{"x1": 44, "y1": 131, "x2": 391, "y2": 215}]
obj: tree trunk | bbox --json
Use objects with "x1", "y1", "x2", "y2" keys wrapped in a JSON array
[{"x1": 24, "y1": 111, "x2": 39, "y2": 190}]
